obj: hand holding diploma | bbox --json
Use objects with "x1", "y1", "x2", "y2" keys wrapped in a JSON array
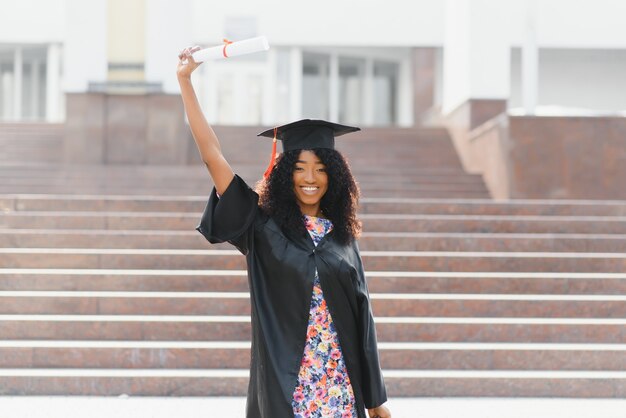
[
  {"x1": 177, "y1": 37, "x2": 270, "y2": 79},
  {"x1": 176, "y1": 45, "x2": 202, "y2": 80},
  {"x1": 192, "y1": 36, "x2": 270, "y2": 62}
]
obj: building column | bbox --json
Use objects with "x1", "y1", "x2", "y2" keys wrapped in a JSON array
[
  {"x1": 412, "y1": 48, "x2": 437, "y2": 125},
  {"x1": 329, "y1": 53, "x2": 339, "y2": 122},
  {"x1": 204, "y1": 62, "x2": 217, "y2": 125},
  {"x1": 46, "y1": 43, "x2": 62, "y2": 122},
  {"x1": 522, "y1": 0, "x2": 539, "y2": 114},
  {"x1": 232, "y1": 71, "x2": 246, "y2": 125},
  {"x1": 13, "y1": 46, "x2": 23, "y2": 120},
  {"x1": 442, "y1": 0, "x2": 511, "y2": 120},
  {"x1": 289, "y1": 47, "x2": 302, "y2": 121},
  {"x1": 30, "y1": 58, "x2": 40, "y2": 120},
  {"x1": 1, "y1": 70, "x2": 12, "y2": 119},
  {"x1": 363, "y1": 58, "x2": 374, "y2": 125},
  {"x1": 398, "y1": 53, "x2": 413, "y2": 127},
  {"x1": 442, "y1": 0, "x2": 511, "y2": 172},
  {"x1": 262, "y1": 48, "x2": 277, "y2": 125}
]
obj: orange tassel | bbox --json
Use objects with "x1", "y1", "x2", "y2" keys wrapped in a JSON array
[
  {"x1": 263, "y1": 128, "x2": 278, "y2": 179},
  {"x1": 222, "y1": 38, "x2": 233, "y2": 58}
]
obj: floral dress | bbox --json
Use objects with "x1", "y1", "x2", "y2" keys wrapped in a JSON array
[{"x1": 292, "y1": 215, "x2": 357, "y2": 418}]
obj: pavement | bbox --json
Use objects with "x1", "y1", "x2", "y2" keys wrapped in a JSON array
[{"x1": 1, "y1": 397, "x2": 626, "y2": 418}]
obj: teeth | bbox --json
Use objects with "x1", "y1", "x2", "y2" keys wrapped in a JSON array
[{"x1": 302, "y1": 187, "x2": 318, "y2": 191}]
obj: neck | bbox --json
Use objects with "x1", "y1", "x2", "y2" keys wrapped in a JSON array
[{"x1": 299, "y1": 203, "x2": 322, "y2": 218}]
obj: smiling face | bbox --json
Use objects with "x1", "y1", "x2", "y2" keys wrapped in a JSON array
[{"x1": 292, "y1": 150, "x2": 329, "y2": 217}]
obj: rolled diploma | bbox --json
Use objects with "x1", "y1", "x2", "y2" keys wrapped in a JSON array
[{"x1": 192, "y1": 36, "x2": 270, "y2": 62}]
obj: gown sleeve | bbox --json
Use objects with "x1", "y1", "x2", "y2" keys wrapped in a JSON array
[
  {"x1": 195, "y1": 174, "x2": 259, "y2": 254},
  {"x1": 354, "y1": 242, "x2": 388, "y2": 409}
]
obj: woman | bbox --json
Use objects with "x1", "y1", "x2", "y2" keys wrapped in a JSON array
[{"x1": 178, "y1": 46, "x2": 391, "y2": 418}]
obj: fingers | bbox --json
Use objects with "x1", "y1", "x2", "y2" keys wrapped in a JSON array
[
  {"x1": 178, "y1": 45, "x2": 202, "y2": 63},
  {"x1": 368, "y1": 405, "x2": 391, "y2": 418}
]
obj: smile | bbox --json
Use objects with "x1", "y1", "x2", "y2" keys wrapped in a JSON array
[{"x1": 300, "y1": 186, "x2": 319, "y2": 194}]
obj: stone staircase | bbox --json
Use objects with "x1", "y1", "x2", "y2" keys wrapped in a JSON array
[
  {"x1": 0, "y1": 125, "x2": 625, "y2": 397},
  {"x1": 0, "y1": 123, "x2": 65, "y2": 165}
]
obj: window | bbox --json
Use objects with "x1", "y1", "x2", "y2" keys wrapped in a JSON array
[{"x1": 0, "y1": 46, "x2": 48, "y2": 121}]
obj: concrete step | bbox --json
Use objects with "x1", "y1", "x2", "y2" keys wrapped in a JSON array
[
  {"x1": 1, "y1": 342, "x2": 625, "y2": 370},
  {"x1": 0, "y1": 292, "x2": 408, "y2": 316},
  {"x1": 0, "y1": 124, "x2": 64, "y2": 164},
  {"x1": 1, "y1": 370, "x2": 626, "y2": 397},
  {"x1": 0, "y1": 177, "x2": 489, "y2": 194},
  {"x1": 2, "y1": 270, "x2": 624, "y2": 294},
  {"x1": 4, "y1": 212, "x2": 626, "y2": 234},
  {"x1": 0, "y1": 371, "x2": 249, "y2": 396},
  {"x1": 0, "y1": 316, "x2": 625, "y2": 343},
  {"x1": 359, "y1": 215, "x2": 626, "y2": 234},
  {"x1": 0, "y1": 165, "x2": 466, "y2": 178},
  {"x1": 358, "y1": 232, "x2": 626, "y2": 252},
  {"x1": 0, "y1": 186, "x2": 490, "y2": 198},
  {"x1": 0, "y1": 162, "x2": 469, "y2": 175},
  {"x1": 4, "y1": 195, "x2": 626, "y2": 216},
  {"x1": 0, "y1": 164, "x2": 471, "y2": 176},
  {"x1": 1, "y1": 291, "x2": 625, "y2": 318},
  {"x1": 3, "y1": 170, "x2": 485, "y2": 186},
  {"x1": 2, "y1": 249, "x2": 625, "y2": 272},
  {"x1": 0, "y1": 125, "x2": 464, "y2": 169},
  {"x1": 2, "y1": 230, "x2": 625, "y2": 253},
  {"x1": 0, "y1": 369, "x2": 626, "y2": 398},
  {"x1": 3, "y1": 397, "x2": 624, "y2": 418}
]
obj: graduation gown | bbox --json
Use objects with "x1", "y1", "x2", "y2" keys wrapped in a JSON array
[{"x1": 196, "y1": 174, "x2": 387, "y2": 418}]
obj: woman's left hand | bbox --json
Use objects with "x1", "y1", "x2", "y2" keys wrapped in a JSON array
[
  {"x1": 176, "y1": 45, "x2": 202, "y2": 80},
  {"x1": 368, "y1": 404, "x2": 391, "y2": 418}
]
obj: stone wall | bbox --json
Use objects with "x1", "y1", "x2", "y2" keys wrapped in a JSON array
[
  {"x1": 443, "y1": 99, "x2": 508, "y2": 173},
  {"x1": 449, "y1": 107, "x2": 626, "y2": 200},
  {"x1": 64, "y1": 93, "x2": 191, "y2": 165},
  {"x1": 507, "y1": 116, "x2": 626, "y2": 199}
]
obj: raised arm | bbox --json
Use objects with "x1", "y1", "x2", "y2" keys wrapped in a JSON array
[{"x1": 177, "y1": 46, "x2": 234, "y2": 195}]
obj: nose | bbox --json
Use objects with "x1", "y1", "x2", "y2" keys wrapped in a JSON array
[{"x1": 304, "y1": 168, "x2": 315, "y2": 182}]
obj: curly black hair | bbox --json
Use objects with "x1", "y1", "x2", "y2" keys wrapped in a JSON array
[{"x1": 256, "y1": 148, "x2": 361, "y2": 245}]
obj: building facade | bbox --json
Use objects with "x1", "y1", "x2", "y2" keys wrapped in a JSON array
[{"x1": 1, "y1": 0, "x2": 626, "y2": 126}]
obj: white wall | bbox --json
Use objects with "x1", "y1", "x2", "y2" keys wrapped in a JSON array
[
  {"x1": 508, "y1": 0, "x2": 626, "y2": 49},
  {"x1": 4, "y1": 0, "x2": 626, "y2": 50},
  {"x1": 0, "y1": 0, "x2": 66, "y2": 43},
  {"x1": 188, "y1": 0, "x2": 626, "y2": 49},
  {"x1": 7, "y1": 0, "x2": 626, "y2": 48},
  {"x1": 190, "y1": 0, "x2": 445, "y2": 47},
  {"x1": 510, "y1": 48, "x2": 626, "y2": 112},
  {"x1": 442, "y1": 0, "x2": 470, "y2": 113},
  {"x1": 468, "y1": 1, "x2": 511, "y2": 99},
  {"x1": 145, "y1": 0, "x2": 193, "y2": 94},
  {"x1": 442, "y1": 0, "x2": 512, "y2": 113},
  {"x1": 63, "y1": 0, "x2": 107, "y2": 92}
]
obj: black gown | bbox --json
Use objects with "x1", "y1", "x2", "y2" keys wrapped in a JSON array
[{"x1": 196, "y1": 174, "x2": 387, "y2": 418}]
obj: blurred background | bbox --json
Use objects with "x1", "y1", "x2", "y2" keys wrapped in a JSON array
[
  {"x1": 1, "y1": 0, "x2": 625, "y2": 199},
  {"x1": 1, "y1": 0, "x2": 626, "y2": 414},
  {"x1": 3, "y1": 0, "x2": 626, "y2": 125}
]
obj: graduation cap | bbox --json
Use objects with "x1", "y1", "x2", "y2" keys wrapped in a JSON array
[{"x1": 257, "y1": 119, "x2": 360, "y2": 178}]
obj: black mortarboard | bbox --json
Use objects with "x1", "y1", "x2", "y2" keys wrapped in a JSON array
[{"x1": 257, "y1": 119, "x2": 360, "y2": 178}]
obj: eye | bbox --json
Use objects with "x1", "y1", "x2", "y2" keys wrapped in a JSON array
[
  {"x1": 294, "y1": 166, "x2": 304, "y2": 172},
  {"x1": 317, "y1": 167, "x2": 327, "y2": 173}
]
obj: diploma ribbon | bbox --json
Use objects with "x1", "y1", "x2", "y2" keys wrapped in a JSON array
[
  {"x1": 263, "y1": 128, "x2": 278, "y2": 179},
  {"x1": 222, "y1": 38, "x2": 233, "y2": 58}
]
